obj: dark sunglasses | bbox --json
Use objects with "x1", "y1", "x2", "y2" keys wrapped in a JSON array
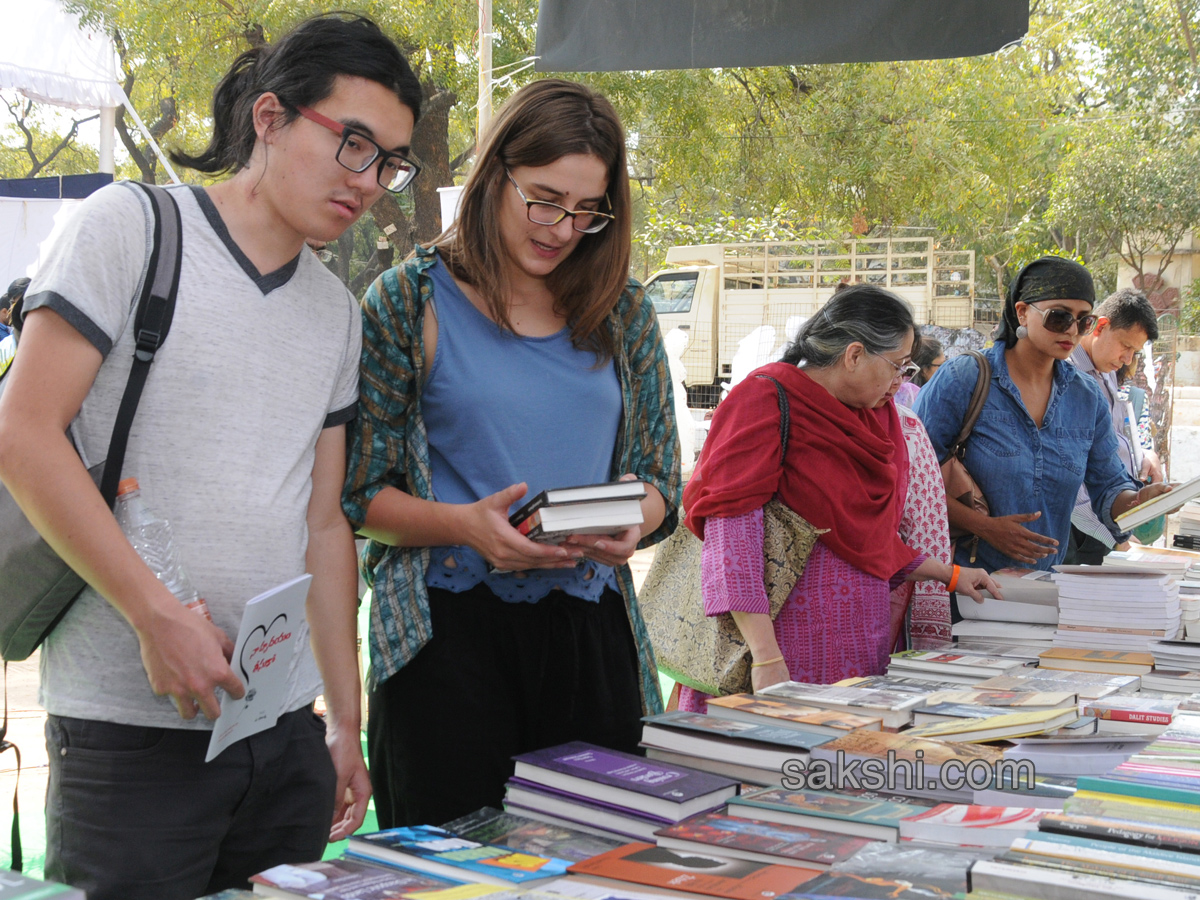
[{"x1": 1026, "y1": 302, "x2": 1098, "y2": 336}]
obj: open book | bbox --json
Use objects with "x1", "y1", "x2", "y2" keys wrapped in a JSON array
[{"x1": 1114, "y1": 474, "x2": 1200, "y2": 530}]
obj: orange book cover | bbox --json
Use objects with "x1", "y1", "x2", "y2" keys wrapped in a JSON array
[
  {"x1": 1040, "y1": 648, "x2": 1154, "y2": 665},
  {"x1": 810, "y1": 729, "x2": 1003, "y2": 767},
  {"x1": 706, "y1": 694, "x2": 883, "y2": 731},
  {"x1": 567, "y1": 842, "x2": 820, "y2": 900}
]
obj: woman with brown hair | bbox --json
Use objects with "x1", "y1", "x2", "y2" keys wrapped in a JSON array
[{"x1": 342, "y1": 79, "x2": 682, "y2": 826}]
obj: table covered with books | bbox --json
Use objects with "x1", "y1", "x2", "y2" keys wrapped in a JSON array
[{"x1": 194, "y1": 550, "x2": 1200, "y2": 900}]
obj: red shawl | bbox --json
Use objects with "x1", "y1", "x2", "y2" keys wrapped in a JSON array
[{"x1": 684, "y1": 362, "x2": 915, "y2": 581}]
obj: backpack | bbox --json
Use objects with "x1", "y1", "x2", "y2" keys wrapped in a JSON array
[{"x1": 0, "y1": 182, "x2": 181, "y2": 661}]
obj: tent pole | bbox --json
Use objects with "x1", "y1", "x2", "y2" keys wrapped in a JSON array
[
  {"x1": 478, "y1": 0, "x2": 492, "y2": 143},
  {"x1": 117, "y1": 86, "x2": 181, "y2": 184},
  {"x1": 98, "y1": 106, "x2": 116, "y2": 174}
]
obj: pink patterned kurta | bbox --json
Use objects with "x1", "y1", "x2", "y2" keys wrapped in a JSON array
[
  {"x1": 676, "y1": 407, "x2": 948, "y2": 713},
  {"x1": 892, "y1": 405, "x2": 953, "y2": 647}
]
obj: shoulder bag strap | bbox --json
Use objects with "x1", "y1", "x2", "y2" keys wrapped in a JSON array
[
  {"x1": 754, "y1": 374, "x2": 790, "y2": 458},
  {"x1": 949, "y1": 350, "x2": 991, "y2": 459},
  {"x1": 97, "y1": 183, "x2": 182, "y2": 509}
]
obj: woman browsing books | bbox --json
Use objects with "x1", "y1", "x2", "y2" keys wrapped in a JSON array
[
  {"x1": 679, "y1": 286, "x2": 998, "y2": 704},
  {"x1": 914, "y1": 256, "x2": 1172, "y2": 573},
  {"x1": 342, "y1": 80, "x2": 681, "y2": 826}
]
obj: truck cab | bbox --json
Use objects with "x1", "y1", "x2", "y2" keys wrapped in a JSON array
[{"x1": 645, "y1": 240, "x2": 975, "y2": 406}]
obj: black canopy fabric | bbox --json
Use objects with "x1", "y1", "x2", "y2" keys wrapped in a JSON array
[{"x1": 534, "y1": 1, "x2": 1029, "y2": 71}]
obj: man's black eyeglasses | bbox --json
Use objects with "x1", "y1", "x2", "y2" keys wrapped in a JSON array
[
  {"x1": 1026, "y1": 302, "x2": 1098, "y2": 336},
  {"x1": 297, "y1": 105, "x2": 420, "y2": 193}
]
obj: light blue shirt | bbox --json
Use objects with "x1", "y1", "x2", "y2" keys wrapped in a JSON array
[
  {"x1": 913, "y1": 343, "x2": 1135, "y2": 573},
  {"x1": 421, "y1": 257, "x2": 623, "y2": 602}
]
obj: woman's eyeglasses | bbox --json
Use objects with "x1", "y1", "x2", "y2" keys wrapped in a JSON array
[
  {"x1": 296, "y1": 105, "x2": 421, "y2": 193},
  {"x1": 1026, "y1": 302, "x2": 1098, "y2": 336},
  {"x1": 506, "y1": 170, "x2": 615, "y2": 234},
  {"x1": 877, "y1": 354, "x2": 921, "y2": 381}
]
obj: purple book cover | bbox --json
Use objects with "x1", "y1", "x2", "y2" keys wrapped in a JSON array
[
  {"x1": 513, "y1": 742, "x2": 739, "y2": 803},
  {"x1": 507, "y1": 777, "x2": 677, "y2": 824}
]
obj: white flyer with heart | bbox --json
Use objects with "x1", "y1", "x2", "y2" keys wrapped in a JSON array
[{"x1": 206, "y1": 573, "x2": 312, "y2": 762}]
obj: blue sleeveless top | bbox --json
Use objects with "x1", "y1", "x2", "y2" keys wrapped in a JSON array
[{"x1": 422, "y1": 257, "x2": 623, "y2": 603}]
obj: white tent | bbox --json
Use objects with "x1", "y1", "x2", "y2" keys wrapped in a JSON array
[
  {"x1": 0, "y1": 0, "x2": 179, "y2": 283},
  {"x1": 0, "y1": 0, "x2": 123, "y2": 171}
]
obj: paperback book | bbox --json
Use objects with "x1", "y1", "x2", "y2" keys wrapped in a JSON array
[
  {"x1": 653, "y1": 810, "x2": 872, "y2": 870},
  {"x1": 704, "y1": 693, "x2": 883, "y2": 735},
  {"x1": 511, "y1": 742, "x2": 738, "y2": 821},
  {"x1": 566, "y1": 842, "x2": 821, "y2": 900},
  {"x1": 251, "y1": 856, "x2": 458, "y2": 899},
  {"x1": 897, "y1": 803, "x2": 1048, "y2": 848},
  {"x1": 504, "y1": 778, "x2": 675, "y2": 842},
  {"x1": 727, "y1": 786, "x2": 927, "y2": 842},
  {"x1": 758, "y1": 681, "x2": 926, "y2": 730},
  {"x1": 440, "y1": 807, "x2": 620, "y2": 863},
  {"x1": 347, "y1": 826, "x2": 572, "y2": 887},
  {"x1": 640, "y1": 711, "x2": 831, "y2": 772}
]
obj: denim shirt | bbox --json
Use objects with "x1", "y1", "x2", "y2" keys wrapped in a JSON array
[{"x1": 913, "y1": 343, "x2": 1134, "y2": 573}]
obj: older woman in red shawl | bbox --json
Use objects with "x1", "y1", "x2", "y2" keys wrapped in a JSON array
[{"x1": 678, "y1": 285, "x2": 998, "y2": 709}]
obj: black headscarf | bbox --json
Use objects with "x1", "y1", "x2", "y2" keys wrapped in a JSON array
[{"x1": 996, "y1": 256, "x2": 1096, "y2": 348}]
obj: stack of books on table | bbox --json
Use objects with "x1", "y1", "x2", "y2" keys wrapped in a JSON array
[
  {"x1": 1083, "y1": 695, "x2": 1182, "y2": 736},
  {"x1": 1175, "y1": 500, "x2": 1200, "y2": 542},
  {"x1": 1038, "y1": 647, "x2": 1156, "y2": 677},
  {"x1": 501, "y1": 741, "x2": 739, "y2": 842},
  {"x1": 974, "y1": 667, "x2": 1143, "y2": 700},
  {"x1": 726, "y1": 785, "x2": 933, "y2": 842},
  {"x1": 885, "y1": 649, "x2": 1032, "y2": 684},
  {"x1": 755, "y1": 680, "x2": 927, "y2": 730},
  {"x1": 1051, "y1": 565, "x2": 1182, "y2": 652},
  {"x1": 953, "y1": 566, "x2": 1059, "y2": 648},
  {"x1": 638, "y1": 709, "x2": 840, "y2": 786},
  {"x1": 1106, "y1": 546, "x2": 1200, "y2": 579}
]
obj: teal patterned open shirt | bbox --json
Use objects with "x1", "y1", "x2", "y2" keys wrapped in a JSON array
[{"x1": 343, "y1": 246, "x2": 681, "y2": 713}]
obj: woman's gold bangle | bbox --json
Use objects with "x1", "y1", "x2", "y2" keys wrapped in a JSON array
[{"x1": 751, "y1": 655, "x2": 785, "y2": 668}]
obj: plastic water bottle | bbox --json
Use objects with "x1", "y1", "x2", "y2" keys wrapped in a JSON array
[{"x1": 114, "y1": 477, "x2": 212, "y2": 621}]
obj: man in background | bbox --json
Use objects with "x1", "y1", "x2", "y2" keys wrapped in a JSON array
[{"x1": 1066, "y1": 288, "x2": 1162, "y2": 564}]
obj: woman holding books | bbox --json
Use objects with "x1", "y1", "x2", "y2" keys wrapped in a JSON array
[
  {"x1": 342, "y1": 80, "x2": 681, "y2": 826},
  {"x1": 679, "y1": 286, "x2": 999, "y2": 706},
  {"x1": 914, "y1": 256, "x2": 1172, "y2": 574}
]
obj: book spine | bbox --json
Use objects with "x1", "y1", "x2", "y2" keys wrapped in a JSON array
[
  {"x1": 1039, "y1": 817, "x2": 1200, "y2": 855},
  {"x1": 508, "y1": 493, "x2": 551, "y2": 528},
  {"x1": 1087, "y1": 708, "x2": 1175, "y2": 725},
  {"x1": 1077, "y1": 776, "x2": 1200, "y2": 808}
]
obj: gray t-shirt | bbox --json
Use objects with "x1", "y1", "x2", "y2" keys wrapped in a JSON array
[{"x1": 26, "y1": 182, "x2": 361, "y2": 729}]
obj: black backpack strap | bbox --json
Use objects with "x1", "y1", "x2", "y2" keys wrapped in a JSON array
[
  {"x1": 947, "y1": 349, "x2": 991, "y2": 461},
  {"x1": 754, "y1": 374, "x2": 791, "y2": 458},
  {"x1": 97, "y1": 183, "x2": 182, "y2": 509},
  {"x1": 0, "y1": 664, "x2": 18, "y2": 872}
]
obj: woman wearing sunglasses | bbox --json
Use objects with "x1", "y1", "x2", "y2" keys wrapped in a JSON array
[
  {"x1": 342, "y1": 79, "x2": 681, "y2": 826},
  {"x1": 915, "y1": 256, "x2": 1171, "y2": 574}
]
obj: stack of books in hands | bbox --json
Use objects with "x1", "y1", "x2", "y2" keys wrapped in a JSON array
[
  {"x1": 508, "y1": 482, "x2": 645, "y2": 544},
  {"x1": 1051, "y1": 565, "x2": 1182, "y2": 652},
  {"x1": 501, "y1": 742, "x2": 739, "y2": 843}
]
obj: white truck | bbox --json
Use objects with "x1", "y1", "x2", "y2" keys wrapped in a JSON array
[{"x1": 644, "y1": 238, "x2": 976, "y2": 405}]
